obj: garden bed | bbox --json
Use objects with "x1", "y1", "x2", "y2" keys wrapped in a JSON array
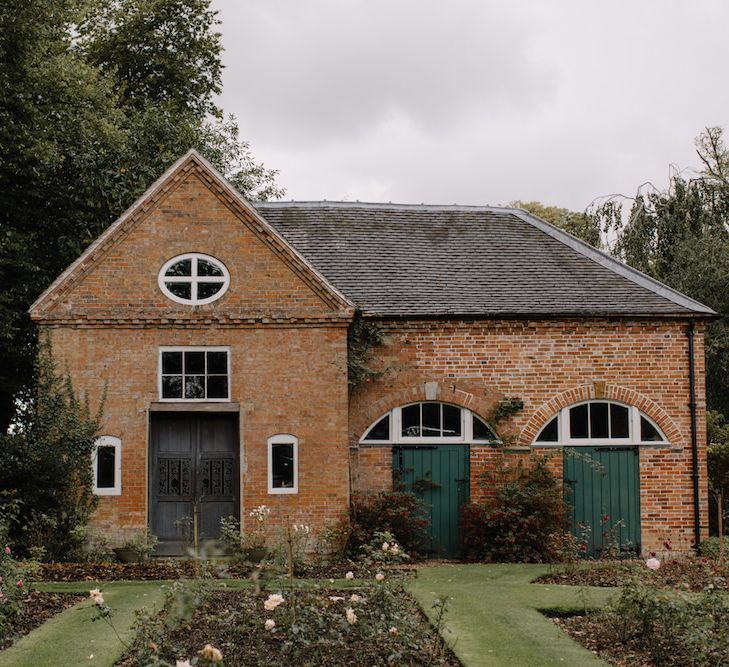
[
  {"x1": 117, "y1": 587, "x2": 459, "y2": 666},
  {"x1": 36, "y1": 559, "x2": 414, "y2": 582},
  {"x1": 0, "y1": 590, "x2": 83, "y2": 650},
  {"x1": 536, "y1": 558, "x2": 729, "y2": 591},
  {"x1": 552, "y1": 613, "x2": 653, "y2": 666}
]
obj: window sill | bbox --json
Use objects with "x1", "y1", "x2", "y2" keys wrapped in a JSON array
[{"x1": 149, "y1": 402, "x2": 240, "y2": 413}]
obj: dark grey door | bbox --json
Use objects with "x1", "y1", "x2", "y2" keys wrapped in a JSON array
[{"x1": 150, "y1": 413, "x2": 239, "y2": 555}]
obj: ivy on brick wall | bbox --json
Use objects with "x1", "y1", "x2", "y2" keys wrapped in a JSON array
[{"x1": 347, "y1": 312, "x2": 386, "y2": 390}]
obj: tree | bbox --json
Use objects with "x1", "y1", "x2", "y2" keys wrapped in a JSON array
[
  {"x1": 592, "y1": 128, "x2": 729, "y2": 418},
  {"x1": 0, "y1": 0, "x2": 283, "y2": 434},
  {"x1": 79, "y1": 0, "x2": 223, "y2": 118},
  {"x1": 0, "y1": 342, "x2": 103, "y2": 560},
  {"x1": 511, "y1": 200, "x2": 602, "y2": 248}
]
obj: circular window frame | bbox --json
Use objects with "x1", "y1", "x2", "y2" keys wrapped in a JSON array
[{"x1": 158, "y1": 253, "x2": 230, "y2": 306}]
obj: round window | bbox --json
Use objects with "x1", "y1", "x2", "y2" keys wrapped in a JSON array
[{"x1": 158, "y1": 253, "x2": 230, "y2": 305}]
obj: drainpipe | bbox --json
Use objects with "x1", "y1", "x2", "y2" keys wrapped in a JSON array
[{"x1": 687, "y1": 320, "x2": 701, "y2": 550}]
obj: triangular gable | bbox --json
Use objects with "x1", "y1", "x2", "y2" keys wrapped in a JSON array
[{"x1": 29, "y1": 150, "x2": 354, "y2": 319}]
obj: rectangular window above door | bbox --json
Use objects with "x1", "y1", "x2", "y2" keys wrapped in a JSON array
[{"x1": 159, "y1": 347, "x2": 230, "y2": 401}]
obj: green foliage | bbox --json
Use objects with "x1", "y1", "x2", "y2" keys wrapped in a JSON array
[
  {"x1": 490, "y1": 396, "x2": 524, "y2": 425},
  {"x1": 349, "y1": 492, "x2": 430, "y2": 557},
  {"x1": 347, "y1": 313, "x2": 386, "y2": 389},
  {"x1": 0, "y1": 342, "x2": 102, "y2": 560},
  {"x1": 602, "y1": 578, "x2": 729, "y2": 666},
  {"x1": 0, "y1": 499, "x2": 33, "y2": 643},
  {"x1": 698, "y1": 536, "x2": 729, "y2": 560},
  {"x1": 708, "y1": 411, "x2": 729, "y2": 494},
  {"x1": 357, "y1": 530, "x2": 410, "y2": 567},
  {"x1": 121, "y1": 528, "x2": 159, "y2": 561},
  {"x1": 592, "y1": 127, "x2": 729, "y2": 417},
  {"x1": 461, "y1": 456, "x2": 567, "y2": 562},
  {"x1": 512, "y1": 200, "x2": 602, "y2": 248},
  {"x1": 79, "y1": 0, "x2": 223, "y2": 118},
  {"x1": 0, "y1": 0, "x2": 283, "y2": 434}
]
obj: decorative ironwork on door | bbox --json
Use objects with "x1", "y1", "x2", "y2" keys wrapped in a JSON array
[{"x1": 158, "y1": 458, "x2": 192, "y2": 496}]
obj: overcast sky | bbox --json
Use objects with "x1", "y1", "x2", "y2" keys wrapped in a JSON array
[{"x1": 212, "y1": 0, "x2": 729, "y2": 211}]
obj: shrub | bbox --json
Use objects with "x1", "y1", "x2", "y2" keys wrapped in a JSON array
[
  {"x1": 0, "y1": 499, "x2": 33, "y2": 643},
  {"x1": 602, "y1": 578, "x2": 729, "y2": 665},
  {"x1": 698, "y1": 536, "x2": 729, "y2": 560},
  {"x1": 0, "y1": 341, "x2": 103, "y2": 560},
  {"x1": 349, "y1": 492, "x2": 429, "y2": 557},
  {"x1": 461, "y1": 456, "x2": 566, "y2": 562}
]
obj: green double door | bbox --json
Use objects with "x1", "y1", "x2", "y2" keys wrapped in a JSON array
[
  {"x1": 393, "y1": 445, "x2": 469, "y2": 558},
  {"x1": 563, "y1": 446, "x2": 641, "y2": 557}
]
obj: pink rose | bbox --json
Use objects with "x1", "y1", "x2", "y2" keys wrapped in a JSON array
[
  {"x1": 16, "y1": 580, "x2": 23, "y2": 588},
  {"x1": 4, "y1": 546, "x2": 10, "y2": 555}
]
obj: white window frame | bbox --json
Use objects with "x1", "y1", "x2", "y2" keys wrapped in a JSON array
[
  {"x1": 92, "y1": 435, "x2": 122, "y2": 496},
  {"x1": 158, "y1": 253, "x2": 230, "y2": 306},
  {"x1": 359, "y1": 402, "x2": 499, "y2": 445},
  {"x1": 268, "y1": 434, "x2": 299, "y2": 494},
  {"x1": 158, "y1": 346, "x2": 231, "y2": 402},
  {"x1": 533, "y1": 400, "x2": 668, "y2": 447}
]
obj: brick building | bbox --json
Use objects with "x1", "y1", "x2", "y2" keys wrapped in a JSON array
[{"x1": 30, "y1": 150, "x2": 714, "y2": 557}]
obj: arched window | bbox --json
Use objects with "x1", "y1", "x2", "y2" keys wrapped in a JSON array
[
  {"x1": 158, "y1": 253, "x2": 230, "y2": 305},
  {"x1": 533, "y1": 400, "x2": 667, "y2": 446},
  {"x1": 268, "y1": 434, "x2": 298, "y2": 494},
  {"x1": 360, "y1": 402, "x2": 498, "y2": 444}
]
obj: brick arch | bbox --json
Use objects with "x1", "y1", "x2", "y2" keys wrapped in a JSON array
[
  {"x1": 519, "y1": 383, "x2": 684, "y2": 446},
  {"x1": 351, "y1": 379, "x2": 502, "y2": 444}
]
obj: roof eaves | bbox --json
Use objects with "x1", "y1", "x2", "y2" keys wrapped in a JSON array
[{"x1": 508, "y1": 208, "x2": 717, "y2": 317}]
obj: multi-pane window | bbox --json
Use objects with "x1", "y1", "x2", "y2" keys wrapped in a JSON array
[
  {"x1": 159, "y1": 348, "x2": 229, "y2": 400},
  {"x1": 93, "y1": 436, "x2": 122, "y2": 495},
  {"x1": 268, "y1": 434, "x2": 298, "y2": 494},
  {"x1": 534, "y1": 401, "x2": 668, "y2": 445},
  {"x1": 360, "y1": 402, "x2": 498, "y2": 444},
  {"x1": 158, "y1": 253, "x2": 230, "y2": 305}
]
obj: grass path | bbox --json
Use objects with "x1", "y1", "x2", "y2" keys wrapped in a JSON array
[
  {"x1": 408, "y1": 563, "x2": 616, "y2": 667},
  {"x1": 0, "y1": 581, "x2": 167, "y2": 667}
]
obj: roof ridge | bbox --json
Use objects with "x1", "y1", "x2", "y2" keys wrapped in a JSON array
[
  {"x1": 509, "y1": 208, "x2": 716, "y2": 316},
  {"x1": 255, "y1": 200, "x2": 511, "y2": 212}
]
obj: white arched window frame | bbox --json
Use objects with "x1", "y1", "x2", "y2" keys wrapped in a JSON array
[
  {"x1": 92, "y1": 435, "x2": 122, "y2": 496},
  {"x1": 532, "y1": 400, "x2": 668, "y2": 447},
  {"x1": 359, "y1": 402, "x2": 499, "y2": 445},
  {"x1": 158, "y1": 253, "x2": 230, "y2": 306},
  {"x1": 267, "y1": 434, "x2": 299, "y2": 494}
]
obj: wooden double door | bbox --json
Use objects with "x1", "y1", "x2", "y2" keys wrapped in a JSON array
[{"x1": 149, "y1": 413, "x2": 239, "y2": 555}]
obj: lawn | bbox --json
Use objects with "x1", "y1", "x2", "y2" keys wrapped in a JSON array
[
  {"x1": 0, "y1": 566, "x2": 617, "y2": 666},
  {"x1": 0, "y1": 581, "x2": 167, "y2": 667},
  {"x1": 409, "y1": 563, "x2": 616, "y2": 667}
]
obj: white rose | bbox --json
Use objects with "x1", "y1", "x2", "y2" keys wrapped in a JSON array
[
  {"x1": 346, "y1": 607, "x2": 357, "y2": 624},
  {"x1": 345, "y1": 571, "x2": 354, "y2": 580},
  {"x1": 264, "y1": 593, "x2": 285, "y2": 611},
  {"x1": 375, "y1": 572, "x2": 385, "y2": 581},
  {"x1": 382, "y1": 542, "x2": 390, "y2": 551},
  {"x1": 265, "y1": 619, "x2": 275, "y2": 631},
  {"x1": 350, "y1": 593, "x2": 362, "y2": 603}
]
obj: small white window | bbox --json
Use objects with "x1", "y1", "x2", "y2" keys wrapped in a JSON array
[
  {"x1": 159, "y1": 347, "x2": 230, "y2": 401},
  {"x1": 268, "y1": 434, "x2": 298, "y2": 494},
  {"x1": 93, "y1": 436, "x2": 121, "y2": 496},
  {"x1": 533, "y1": 401, "x2": 668, "y2": 446},
  {"x1": 158, "y1": 253, "x2": 230, "y2": 305}
]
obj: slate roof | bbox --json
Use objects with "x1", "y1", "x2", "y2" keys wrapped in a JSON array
[{"x1": 255, "y1": 201, "x2": 715, "y2": 318}]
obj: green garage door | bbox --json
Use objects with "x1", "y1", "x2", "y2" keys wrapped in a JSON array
[
  {"x1": 393, "y1": 445, "x2": 469, "y2": 558},
  {"x1": 564, "y1": 446, "x2": 640, "y2": 557}
]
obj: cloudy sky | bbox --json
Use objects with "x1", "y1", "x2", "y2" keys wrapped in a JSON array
[{"x1": 212, "y1": 0, "x2": 729, "y2": 211}]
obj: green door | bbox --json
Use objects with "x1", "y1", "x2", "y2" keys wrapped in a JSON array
[
  {"x1": 564, "y1": 446, "x2": 640, "y2": 557},
  {"x1": 393, "y1": 445, "x2": 469, "y2": 558}
]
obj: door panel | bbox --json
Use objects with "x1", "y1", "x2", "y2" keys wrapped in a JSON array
[
  {"x1": 394, "y1": 445, "x2": 469, "y2": 558},
  {"x1": 150, "y1": 413, "x2": 239, "y2": 554},
  {"x1": 564, "y1": 446, "x2": 640, "y2": 557}
]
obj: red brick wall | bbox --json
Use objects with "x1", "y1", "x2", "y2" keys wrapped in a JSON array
[
  {"x1": 349, "y1": 318, "x2": 709, "y2": 554},
  {"x1": 37, "y1": 168, "x2": 351, "y2": 545}
]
